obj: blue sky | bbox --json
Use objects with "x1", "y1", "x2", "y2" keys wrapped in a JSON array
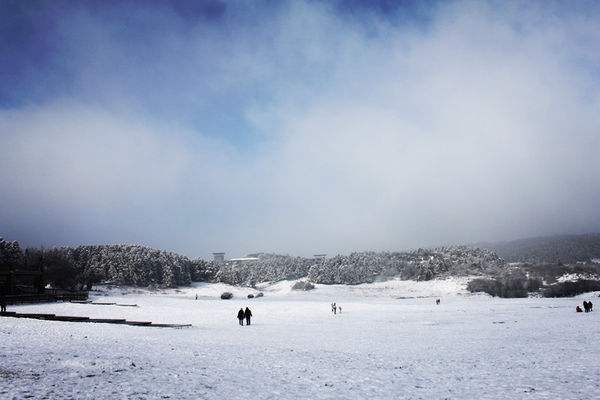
[
  {"x1": 1, "y1": 0, "x2": 438, "y2": 147},
  {"x1": 1, "y1": 0, "x2": 600, "y2": 257}
]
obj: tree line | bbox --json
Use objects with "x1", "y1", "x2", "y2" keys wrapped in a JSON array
[
  {"x1": 0, "y1": 238, "x2": 213, "y2": 290},
  {"x1": 3, "y1": 236, "x2": 599, "y2": 296},
  {"x1": 2, "y1": 238, "x2": 505, "y2": 290}
]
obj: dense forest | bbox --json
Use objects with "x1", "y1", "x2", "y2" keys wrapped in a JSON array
[
  {"x1": 0, "y1": 238, "x2": 213, "y2": 289},
  {"x1": 216, "y1": 247, "x2": 504, "y2": 286},
  {"x1": 2, "y1": 237, "x2": 502, "y2": 289},
  {"x1": 2, "y1": 233, "x2": 600, "y2": 294}
]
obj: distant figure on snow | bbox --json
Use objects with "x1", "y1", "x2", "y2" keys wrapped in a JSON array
[
  {"x1": 237, "y1": 308, "x2": 245, "y2": 325},
  {"x1": 436, "y1": 299, "x2": 441, "y2": 305},
  {"x1": 576, "y1": 305, "x2": 583, "y2": 313},
  {"x1": 583, "y1": 301, "x2": 590, "y2": 312},
  {"x1": 331, "y1": 302, "x2": 337, "y2": 315},
  {"x1": 0, "y1": 294, "x2": 6, "y2": 313},
  {"x1": 195, "y1": 294, "x2": 198, "y2": 300},
  {"x1": 589, "y1": 301, "x2": 593, "y2": 312},
  {"x1": 244, "y1": 307, "x2": 252, "y2": 325},
  {"x1": 338, "y1": 305, "x2": 342, "y2": 314}
]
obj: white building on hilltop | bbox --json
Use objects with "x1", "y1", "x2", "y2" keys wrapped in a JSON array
[
  {"x1": 228, "y1": 256, "x2": 260, "y2": 266},
  {"x1": 212, "y1": 252, "x2": 225, "y2": 264}
]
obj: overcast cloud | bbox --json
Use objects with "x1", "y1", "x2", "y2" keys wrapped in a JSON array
[{"x1": 1, "y1": 1, "x2": 599, "y2": 258}]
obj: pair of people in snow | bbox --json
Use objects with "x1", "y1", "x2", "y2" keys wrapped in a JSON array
[{"x1": 237, "y1": 307, "x2": 252, "y2": 326}]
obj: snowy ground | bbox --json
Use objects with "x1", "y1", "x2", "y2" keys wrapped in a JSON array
[{"x1": 1, "y1": 278, "x2": 599, "y2": 399}]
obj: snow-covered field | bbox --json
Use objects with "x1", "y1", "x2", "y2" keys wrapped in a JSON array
[{"x1": 1, "y1": 279, "x2": 599, "y2": 399}]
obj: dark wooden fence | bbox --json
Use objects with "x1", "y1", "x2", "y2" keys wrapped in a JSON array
[{"x1": 4, "y1": 290, "x2": 88, "y2": 305}]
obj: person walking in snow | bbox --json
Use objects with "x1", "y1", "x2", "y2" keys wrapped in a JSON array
[
  {"x1": 237, "y1": 308, "x2": 245, "y2": 325},
  {"x1": 589, "y1": 301, "x2": 593, "y2": 312},
  {"x1": 244, "y1": 307, "x2": 252, "y2": 326},
  {"x1": 331, "y1": 302, "x2": 337, "y2": 315},
  {"x1": 584, "y1": 301, "x2": 589, "y2": 312},
  {"x1": 338, "y1": 305, "x2": 342, "y2": 314}
]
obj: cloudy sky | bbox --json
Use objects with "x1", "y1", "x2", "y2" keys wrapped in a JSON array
[{"x1": 1, "y1": 0, "x2": 599, "y2": 258}]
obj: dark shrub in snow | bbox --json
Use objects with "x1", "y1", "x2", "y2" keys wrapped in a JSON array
[
  {"x1": 220, "y1": 292, "x2": 233, "y2": 299},
  {"x1": 256, "y1": 292, "x2": 264, "y2": 297},
  {"x1": 247, "y1": 294, "x2": 254, "y2": 298},
  {"x1": 292, "y1": 281, "x2": 315, "y2": 291},
  {"x1": 542, "y1": 280, "x2": 600, "y2": 297},
  {"x1": 467, "y1": 270, "x2": 541, "y2": 298},
  {"x1": 467, "y1": 278, "x2": 498, "y2": 296}
]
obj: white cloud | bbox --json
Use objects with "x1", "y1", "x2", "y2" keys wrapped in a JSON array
[{"x1": 1, "y1": 1, "x2": 600, "y2": 257}]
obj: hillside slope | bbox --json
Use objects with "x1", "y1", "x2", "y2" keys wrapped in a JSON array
[{"x1": 478, "y1": 233, "x2": 600, "y2": 264}]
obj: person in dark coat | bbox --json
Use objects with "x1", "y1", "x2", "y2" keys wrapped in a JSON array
[
  {"x1": 0, "y1": 287, "x2": 6, "y2": 313},
  {"x1": 583, "y1": 301, "x2": 589, "y2": 312},
  {"x1": 244, "y1": 307, "x2": 252, "y2": 325},
  {"x1": 589, "y1": 301, "x2": 593, "y2": 312},
  {"x1": 576, "y1": 305, "x2": 583, "y2": 313},
  {"x1": 237, "y1": 308, "x2": 245, "y2": 325}
]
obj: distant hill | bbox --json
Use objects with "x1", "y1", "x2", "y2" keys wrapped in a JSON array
[{"x1": 477, "y1": 233, "x2": 600, "y2": 264}]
